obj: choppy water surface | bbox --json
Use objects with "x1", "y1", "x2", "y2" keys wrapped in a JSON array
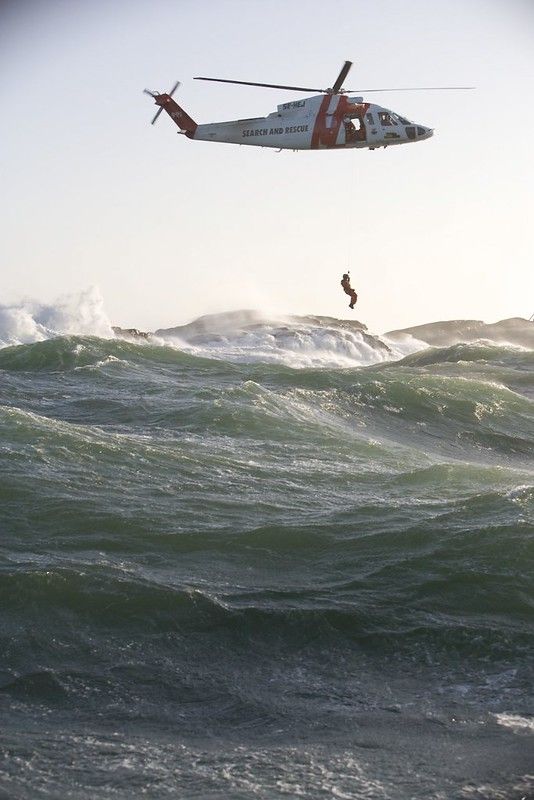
[{"x1": 1, "y1": 304, "x2": 533, "y2": 799}]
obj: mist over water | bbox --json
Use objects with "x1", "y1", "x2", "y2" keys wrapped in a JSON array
[{"x1": 1, "y1": 291, "x2": 533, "y2": 798}]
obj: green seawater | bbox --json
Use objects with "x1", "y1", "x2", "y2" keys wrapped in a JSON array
[{"x1": 0, "y1": 325, "x2": 533, "y2": 799}]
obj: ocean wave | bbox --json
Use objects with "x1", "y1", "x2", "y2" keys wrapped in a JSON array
[
  {"x1": 0, "y1": 334, "x2": 227, "y2": 373},
  {"x1": 1, "y1": 290, "x2": 532, "y2": 371},
  {"x1": 1, "y1": 294, "x2": 533, "y2": 799},
  {"x1": 398, "y1": 341, "x2": 534, "y2": 368},
  {"x1": 1, "y1": 561, "x2": 532, "y2": 662},
  {"x1": 1, "y1": 340, "x2": 533, "y2": 473}
]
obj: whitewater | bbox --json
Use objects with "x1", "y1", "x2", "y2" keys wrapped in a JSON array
[{"x1": 1, "y1": 291, "x2": 533, "y2": 799}]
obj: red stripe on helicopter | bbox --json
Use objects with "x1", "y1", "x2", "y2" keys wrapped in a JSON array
[{"x1": 311, "y1": 96, "x2": 369, "y2": 149}]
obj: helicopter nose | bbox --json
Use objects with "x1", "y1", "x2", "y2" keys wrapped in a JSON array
[{"x1": 417, "y1": 126, "x2": 433, "y2": 139}]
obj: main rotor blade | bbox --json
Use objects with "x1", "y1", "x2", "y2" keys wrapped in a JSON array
[
  {"x1": 346, "y1": 86, "x2": 475, "y2": 93},
  {"x1": 193, "y1": 74, "x2": 474, "y2": 95},
  {"x1": 331, "y1": 60, "x2": 353, "y2": 94},
  {"x1": 194, "y1": 76, "x2": 323, "y2": 92},
  {"x1": 151, "y1": 106, "x2": 164, "y2": 125}
]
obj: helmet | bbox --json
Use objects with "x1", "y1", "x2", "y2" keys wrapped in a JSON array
[{"x1": 342, "y1": 273, "x2": 349, "y2": 279}]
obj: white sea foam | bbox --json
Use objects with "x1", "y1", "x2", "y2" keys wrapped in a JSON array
[
  {"x1": 155, "y1": 311, "x2": 407, "y2": 369},
  {"x1": 160, "y1": 325, "x2": 398, "y2": 368},
  {"x1": 381, "y1": 332, "x2": 430, "y2": 357},
  {"x1": 0, "y1": 287, "x2": 114, "y2": 348},
  {"x1": 494, "y1": 713, "x2": 534, "y2": 733}
]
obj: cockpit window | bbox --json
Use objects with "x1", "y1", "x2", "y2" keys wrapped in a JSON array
[
  {"x1": 366, "y1": 112, "x2": 375, "y2": 125},
  {"x1": 391, "y1": 112, "x2": 411, "y2": 125},
  {"x1": 379, "y1": 111, "x2": 396, "y2": 127}
]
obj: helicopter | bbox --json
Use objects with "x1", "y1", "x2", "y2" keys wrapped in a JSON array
[{"x1": 144, "y1": 61, "x2": 473, "y2": 152}]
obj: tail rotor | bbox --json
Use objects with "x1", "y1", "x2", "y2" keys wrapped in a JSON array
[{"x1": 143, "y1": 80, "x2": 181, "y2": 124}]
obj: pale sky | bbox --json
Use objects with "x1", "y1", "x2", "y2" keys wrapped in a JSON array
[{"x1": 1, "y1": 0, "x2": 533, "y2": 333}]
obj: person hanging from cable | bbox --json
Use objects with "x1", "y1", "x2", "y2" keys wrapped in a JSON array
[{"x1": 341, "y1": 272, "x2": 358, "y2": 309}]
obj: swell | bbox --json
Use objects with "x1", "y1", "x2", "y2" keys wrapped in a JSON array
[
  {"x1": 0, "y1": 335, "x2": 229, "y2": 373},
  {"x1": 1, "y1": 354, "x2": 533, "y2": 478},
  {"x1": 0, "y1": 333, "x2": 532, "y2": 379},
  {"x1": 398, "y1": 341, "x2": 534, "y2": 369},
  {"x1": 1, "y1": 555, "x2": 532, "y2": 709},
  {"x1": 2, "y1": 559, "x2": 532, "y2": 639},
  {"x1": 2, "y1": 477, "x2": 532, "y2": 625}
]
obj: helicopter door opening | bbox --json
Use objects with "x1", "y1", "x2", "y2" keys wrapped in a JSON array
[{"x1": 343, "y1": 113, "x2": 366, "y2": 144}]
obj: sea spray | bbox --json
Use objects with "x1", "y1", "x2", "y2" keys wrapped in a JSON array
[{"x1": 0, "y1": 287, "x2": 113, "y2": 347}]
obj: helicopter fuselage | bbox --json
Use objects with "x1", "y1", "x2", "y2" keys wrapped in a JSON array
[{"x1": 181, "y1": 94, "x2": 433, "y2": 151}]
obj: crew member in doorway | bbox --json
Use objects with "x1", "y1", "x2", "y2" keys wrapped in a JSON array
[{"x1": 341, "y1": 272, "x2": 358, "y2": 309}]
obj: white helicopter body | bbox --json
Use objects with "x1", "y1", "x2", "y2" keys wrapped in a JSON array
[{"x1": 189, "y1": 95, "x2": 432, "y2": 151}]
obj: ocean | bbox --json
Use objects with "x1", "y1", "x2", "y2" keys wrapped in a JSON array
[{"x1": 1, "y1": 297, "x2": 533, "y2": 799}]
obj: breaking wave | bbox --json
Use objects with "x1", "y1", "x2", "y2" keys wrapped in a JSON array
[{"x1": 0, "y1": 287, "x2": 113, "y2": 347}]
